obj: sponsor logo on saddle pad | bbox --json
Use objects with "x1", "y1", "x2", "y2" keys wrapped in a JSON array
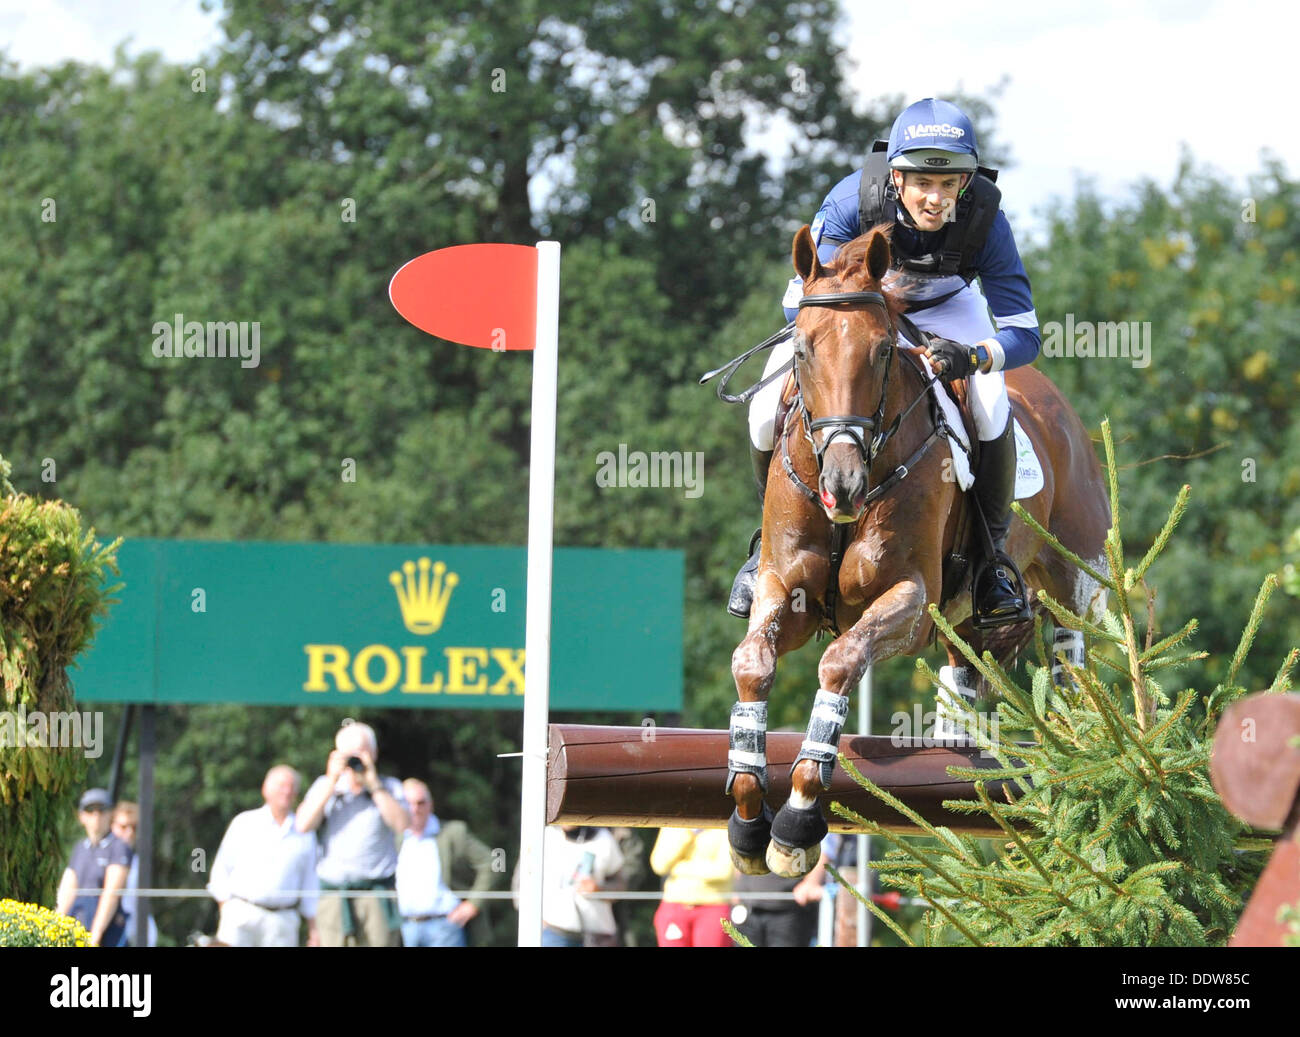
[{"x1": 1013, "y1": 421, "x2": 1044, "y2": 499}]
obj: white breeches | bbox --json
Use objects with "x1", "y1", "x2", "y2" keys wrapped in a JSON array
[{"x1": 748, "y1": 284, "x2": 1010, "y2": 451}]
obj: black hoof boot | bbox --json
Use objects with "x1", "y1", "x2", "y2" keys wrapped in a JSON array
[
  {"x1": 766, "y1": 801, "x2": 828, "y2": 878},
  {"x1": 728, "y1": 804, "x2": 774, "y2": 875}
]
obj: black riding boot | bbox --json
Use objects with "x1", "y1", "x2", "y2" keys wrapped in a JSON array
[
  {"x1": 972, "y1": 420, "x2": 1030, "y2": 627},
  {"x1": 727, "y1": 444, "x2": 774, "y2": 618}
]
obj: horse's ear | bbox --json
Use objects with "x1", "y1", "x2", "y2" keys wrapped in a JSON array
[
  {"x1": 792, "y1": 224, "x2": 824, "y2": 283},
  {"x1": 866, "y1": 229, "x2": 891, "y2": 284}
]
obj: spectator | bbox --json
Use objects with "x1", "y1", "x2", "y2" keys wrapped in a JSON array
[
  {"x1": 609, "y1": 827, "x2": 652, "y2": 947},
  {"x1": 110, "y1": 801, "x2": 157, "y2": 947},
  {"x1": 528, "y1": 825, "x2": 624, "y2": 947},
  {"x1": 297, "y1": 721, "x2": 409, "y2": 946},
  {"x1": 649, "y1": 827, "x2": 734, "y2": 947},
  {"x1": 731, "y1": 852, "x2": 826, "y2": 947},
  {"x1": 396, "y1": 779, "x2": 495, "y2": 947},
  {"x1": 207, "y1": 765, "x2": 320, "y2": 947},
  {"x1": 55, "y1": 788, "x2": 131, "y2": 947}
]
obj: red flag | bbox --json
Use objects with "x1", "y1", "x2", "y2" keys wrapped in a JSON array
[{"x1": 389, "y1": 243, "x2": 538, "y2": 350}]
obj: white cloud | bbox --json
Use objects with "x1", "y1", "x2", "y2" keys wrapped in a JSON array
[
  {"x1": 841, "y1": 0, "x2": 1296, "y2": 239},
  {"x1": 0, "y1": 0, "x2": 222, "y2": 70}
]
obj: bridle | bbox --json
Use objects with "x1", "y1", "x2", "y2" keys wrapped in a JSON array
[
  {"x1": 793, "y1": 291, "x2": 899, "y2": 473},
  {"x1": 789, "y1": 289, "x2": 941, "y2": 497}
]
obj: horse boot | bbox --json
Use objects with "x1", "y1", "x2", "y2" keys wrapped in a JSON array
[
  {"x1": 971, "y1": 420, "x2": 1032, "y2": 628},
  {"x1": 727, "y1": 444, "x2": 774, "y2": 618}
]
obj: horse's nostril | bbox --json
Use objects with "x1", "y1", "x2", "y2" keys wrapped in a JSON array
[{"x1": 819, "y1": 488, "x2": 837, "y2": 510}]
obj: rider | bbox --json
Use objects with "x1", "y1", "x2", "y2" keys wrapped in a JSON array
[{"x1": 728, "y1": 97, "x2": 1039, "y2": 627}]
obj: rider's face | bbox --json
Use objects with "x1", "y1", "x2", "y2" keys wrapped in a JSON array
[{"x1": 892, "y1": 170, "x2": 968, "y2": 232}]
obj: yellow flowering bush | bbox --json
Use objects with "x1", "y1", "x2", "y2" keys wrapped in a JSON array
[{"x1": 0, "y1": 898, "x2": 90, "y2": 947}]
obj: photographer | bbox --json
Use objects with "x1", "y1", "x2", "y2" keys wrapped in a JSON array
[{"x1": 297, "y1": 721, "x2": 409, "y2": 947}]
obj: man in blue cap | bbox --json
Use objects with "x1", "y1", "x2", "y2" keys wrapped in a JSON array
[
  {"x1": 56, "y1": 788, "x2": 133, "y2": 946},
  {"x1": 729, "y1": 98, "x2": 1038, "y2": 629}
]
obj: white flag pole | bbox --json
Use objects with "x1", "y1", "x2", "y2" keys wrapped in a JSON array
[{"x1": 517, "y1": 240, "x2": 561, "y2": 946}]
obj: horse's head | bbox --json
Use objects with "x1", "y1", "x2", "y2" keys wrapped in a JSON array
[{"x1": 791, "y1": 223, "x2": 898, "y2": 524}]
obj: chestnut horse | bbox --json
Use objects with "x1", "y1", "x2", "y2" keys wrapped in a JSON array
[{"x1": 724, "y1": 224, "x2": 1110, "y2": 877}]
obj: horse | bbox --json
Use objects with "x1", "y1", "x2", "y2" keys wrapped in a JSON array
[{"x1": 724, "y1": 223, "x2": 1111, "y2": 878}]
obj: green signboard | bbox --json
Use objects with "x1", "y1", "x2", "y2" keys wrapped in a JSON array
[{"x1": 73, "y1": 540, "x2": 682, "y2": 711}]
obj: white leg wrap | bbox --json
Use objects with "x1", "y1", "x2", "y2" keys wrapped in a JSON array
[
  {"x1": 1052, "y1": 628, "x2": 1085, "y2": 687},
  {"x1": 792, "y1": 689, "x2": 849, "y2": 790},
  {"x1": 726, "y1": 700, "x2": 769, "y2": 794},
  {"x1": 934, "y1": 665, "x2": 978, "y2": 743}
]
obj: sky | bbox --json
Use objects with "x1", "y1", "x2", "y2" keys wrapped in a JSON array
[{"x1": 1, "y1": 0, "x2": 1293, "y2": 243}]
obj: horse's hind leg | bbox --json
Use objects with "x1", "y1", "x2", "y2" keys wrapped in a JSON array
[
  {"x1": 727, "y1": 573, "x2": 820, "y2": 875},
  {"x1": 1047, "y1": 549, "x2": 1110, "y2": 699},
  {"x1": 935, "y1": 646, "x2": 981, "y2": 744}
]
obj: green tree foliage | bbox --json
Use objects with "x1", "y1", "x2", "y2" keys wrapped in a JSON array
[
  {"x1": 833, "y1": 422, "x2": 1293, "y2": 946},
  {"x1": 1024, "y1": 155, "x2": 1300, "y2": 697},
  {"x1": 0, "y1": 457, "x2": 119, "y2": 903}
]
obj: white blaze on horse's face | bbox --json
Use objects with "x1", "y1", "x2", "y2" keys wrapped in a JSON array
[{"x1": 798, "y1": 303, "x2": 889, "y2": 524}]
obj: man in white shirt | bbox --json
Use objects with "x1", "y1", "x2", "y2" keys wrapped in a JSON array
[
  {"x1": 396, "y1": 778, "x2": 494, "y2": 947},
  {"x1": 208, "y1": 765, "x2": 320, "y2": 947},
  {"x1": 297, "y1": 721, "x2": 409, "y2": 946}
]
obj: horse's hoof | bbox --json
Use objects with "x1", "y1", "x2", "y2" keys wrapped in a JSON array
[
  {"x1": 765, "y1": 838, "x2": 821, "y2": 879},
  {"x1": 728, "y1": 805, "x2": 774, "y2": 875},
  {"x1": 730, "y1": 846, "x2": 771, "y2": 876}
]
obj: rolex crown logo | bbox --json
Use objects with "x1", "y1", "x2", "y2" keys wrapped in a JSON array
[{"x1": 389, "y1": 558, "x2": 459, "y2": 635}]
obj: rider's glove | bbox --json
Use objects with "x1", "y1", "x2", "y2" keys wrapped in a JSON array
[{"x1": 923, "y1": 335, "x2": 980, "y2": 382}]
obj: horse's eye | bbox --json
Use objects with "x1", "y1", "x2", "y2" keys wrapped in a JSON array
[{"x1": 793, "y1": 331, "x2": 809, "y2": 360}]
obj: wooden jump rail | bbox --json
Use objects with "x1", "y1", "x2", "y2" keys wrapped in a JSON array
[{"x1": 546, "y1": 724, "x2": 1023, "y2": 837}]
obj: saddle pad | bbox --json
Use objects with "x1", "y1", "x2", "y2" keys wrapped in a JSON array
[{"x1": 910, "y1": 353, "x2": 1044, "y2": 499}]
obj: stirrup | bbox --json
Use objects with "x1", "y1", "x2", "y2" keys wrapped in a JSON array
[{"x1": 971, "y1": 551, "x2": 1031, "y2": 630}]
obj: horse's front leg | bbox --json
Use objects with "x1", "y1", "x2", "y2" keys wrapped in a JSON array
[
  {"x1": 727, "y1": 564, "x2": 821, "y2": 875},
  {"x1": 766, "y1": 575, "x2": 929, "y2": 878}
]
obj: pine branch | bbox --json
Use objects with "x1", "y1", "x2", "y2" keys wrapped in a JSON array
[
  {"x1": 1101, "y1": 418, "x2": 1122, "y2": 545},
  {"x1": 1144, "y1": 689, "x2": 1199, "y2": 749},
  {"x1": 834, "y1": 757, "x2": 973, "y2": 861},
  {"x1": 917, "y1": 876, "x2": 986, "y2": 947},
  {"x1": 1138, "y1": 618, "x2": 1199, "y2": 665},
  {"x1": 1269, "y1": 648, "x2": 1299, "y2": 694},
  {"x1": 1035, "y1": 590, "x2": 1123, "y2": 645},
  {"x1": 1106, "y1": 533, "x2": 1154, "y2": 731},
  {"x1": 1225, "y1": 574, "x2": 1279, "y2": 690},
  {"x1": 1127, "y1": 485, "x2": 1190, "y2": 589},
  {"x1": 825, "y1": 862, "x2": 914, "y2": 946},
  {"x1": 975, "y1": 782, "x2": 1074, "y2": 910},
  {"x1": 928, "y1": 605, "x2": 1067, "y2": 751},
  {"x1": 1010, "y1": 501, "x2": 1112, "y2": 590},
  {"x1": 721, "y1": 918, "x2": 754, "y2": 947}
]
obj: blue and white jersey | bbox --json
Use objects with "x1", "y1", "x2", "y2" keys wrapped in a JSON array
[{"x1": 782, "y1": 169, "x2": 1040, "y2": 371}]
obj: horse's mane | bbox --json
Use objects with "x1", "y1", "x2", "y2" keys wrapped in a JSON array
[{"x1": 826, "y1": 223, "x2": 905, "y2": 321}]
